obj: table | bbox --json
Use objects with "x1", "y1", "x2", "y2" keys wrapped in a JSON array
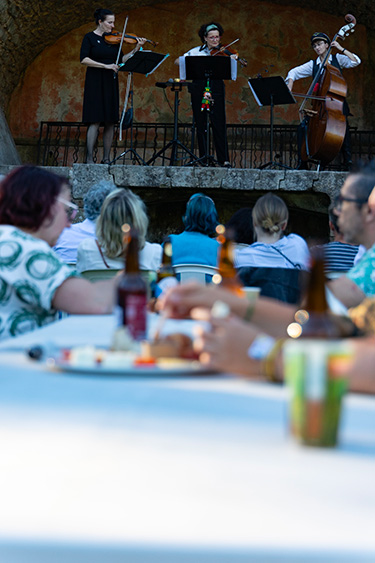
[{"x1": 0, "y1": 315, "x2": 374, "y2": 562}]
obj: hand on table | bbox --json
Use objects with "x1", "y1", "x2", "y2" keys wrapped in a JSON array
[
  {"x1": 161, "y1": 282, "x2": 246, "y2": 320},
  {"x1": 194, "y1": 314, "x2": 264, "y2": 377}
]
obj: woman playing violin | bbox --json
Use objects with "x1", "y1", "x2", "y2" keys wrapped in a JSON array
[
  {"x1": 80, "y1": 8, "x2": 146, "y2": 164},
  {"x1": 286, "y1": 32, "x2": 361, "y2": 169},
  {"x1": 175, "y1": 22, "x2": 237, "y2": 167}
]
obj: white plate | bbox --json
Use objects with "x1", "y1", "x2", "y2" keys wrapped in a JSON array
[{"x1": 51, "y1": 358, "x2": 214, "y2": 377}]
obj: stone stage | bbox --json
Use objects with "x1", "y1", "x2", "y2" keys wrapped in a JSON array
[{"x1": 0, "y1": 164, "x2": 349, "y2": 242}]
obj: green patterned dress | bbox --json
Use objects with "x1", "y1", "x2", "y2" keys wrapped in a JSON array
[{"x1": 0, "y1": 226, "x2": 77, "y2": 340}]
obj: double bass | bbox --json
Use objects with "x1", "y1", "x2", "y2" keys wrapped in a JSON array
[{"x1": 299, "y1": 14, "x2": 356, "y2": 165}]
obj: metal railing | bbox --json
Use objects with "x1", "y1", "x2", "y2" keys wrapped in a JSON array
[{"x1": 37, "y1": 121, "x2": 375, "y2": 170}]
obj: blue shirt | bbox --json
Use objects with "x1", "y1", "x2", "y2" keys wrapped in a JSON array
[{"x1": 169, "y1": 231, "x2": 219, "y2": 267}]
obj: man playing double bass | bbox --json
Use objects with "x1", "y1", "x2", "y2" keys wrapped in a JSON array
[{"x1": 286, "y1": 32, "x2": 361, "y2": 169}]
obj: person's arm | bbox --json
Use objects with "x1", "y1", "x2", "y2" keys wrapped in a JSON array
[
  {"x1": 81, "y1": 56, "x2": 119, "y2": 72},
  {"x1": 162, "y1": 282, "x2": 294, "y2": 337},
  {"x1": 332, "y1": 41, "x2": 361, "y2": 65},
  {"x1": 285, "y1": 60, "x2": 314, "y2": 91},
  {"x1": 328, "y1": 275, "x2": 366, "y2": 308},
  {"x1": 52, "y1": 276, "x2": 118, "y2": 314},
  {"x1": 196, "y1": 312, "x2": 375, "y2": 394}
]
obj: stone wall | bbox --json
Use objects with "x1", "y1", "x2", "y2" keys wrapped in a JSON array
[{"x1": 0, "y1": 164, "x2": 347, "y2": 242}]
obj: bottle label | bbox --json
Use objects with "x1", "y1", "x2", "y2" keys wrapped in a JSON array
[{"x1": 117, "y1": 294, "x2": 147, "y2": 341}]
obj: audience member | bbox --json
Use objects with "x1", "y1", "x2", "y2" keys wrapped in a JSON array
[
  {"x1": 76, "y1": 188, "x2": 162, "y2": 273},
  {"x1": 0, "y1": 166, "x2": 117, "y2": 340},
  {"x1": 328, "y1": 163, "x2": 375, "y2": 307},
  {"x1": 54, "y1": 179, "x2": 114, "y2": 263},
  {"x1": 319, "y1": 204, "x2": 359, "y2": 275},
  {"x1": 169, "y1": 193, "x2": 220, "y2": 267},
  {"x1": 234, "y1": 193, "x2": 310, "y2": 270},
  {"x1": 225, "y1": 207, "x2": 254, "y2": 250}
]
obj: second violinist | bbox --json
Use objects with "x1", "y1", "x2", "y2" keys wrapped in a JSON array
[{"x1": 175, "y1": 22, "x2": 237, "y2": 167}]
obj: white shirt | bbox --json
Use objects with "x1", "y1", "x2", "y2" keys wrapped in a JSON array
[
  {"x1": 54, "y1": 219, "x2": 96, "y2": 263},
  {"x1": 234, "y1": 234, "x2": 310, "y2": 270},
  {"x1": 76, "y1": 238, "x2": 162, "y2": 274},
  {"x1": 183, "y1": 45, "x2": 211, "y2": 57},
  {"x1": 179, "y1": 45, "x2": 237, "y2": 80},
  {"x1": 286, "y1": 53, "x2": 361, "y2": 83}
]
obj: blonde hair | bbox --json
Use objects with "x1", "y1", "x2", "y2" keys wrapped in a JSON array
[
  {"x1": 96, "y1": 188, "x2": 148, "y2": 258},
  {"x1": 252, "y1": 193, "x2": 288, "y2": 235}
]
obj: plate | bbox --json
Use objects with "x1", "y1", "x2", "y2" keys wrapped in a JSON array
[{"x1": 50, "y1": 356, "x2": 214, "y2": 377}]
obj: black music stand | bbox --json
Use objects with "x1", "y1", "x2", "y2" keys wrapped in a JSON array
[
  {"x1": 248, "y1": 76, "x2": 296, "y2": 170},
  {"x1": 146, "y1": 80, "x2": 199, "y2": 166},
  {"x1": 184, "y1": 56, "x2": 234, "y2": 167},
  {"x1": 110, "y1": 50, "x2": 168, "y2": 165}
]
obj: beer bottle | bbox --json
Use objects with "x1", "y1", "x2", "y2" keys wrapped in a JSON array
[
  {"x1": 215, "y1": 224, "x2": 244, "y2": 296},
  {"x1": 297, "y1": 247, "x2": 341, "y2": 339},
  {"x1": 117, "y1": 225, "x2": 147, "y2": 341},
  {"x1": 157, "y1": 237, "x2": 175, "y2": 283},
  {"x1": 151, "y1": 237, "x2": 177, "y2": 298}
]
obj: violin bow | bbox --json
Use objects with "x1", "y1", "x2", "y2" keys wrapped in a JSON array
[
  {"x1": 211, "y1": 38, "x2": 240, "y2": 56},
  {"x1": 115, "y1": 15, "x2": 129, "y2": 66}
]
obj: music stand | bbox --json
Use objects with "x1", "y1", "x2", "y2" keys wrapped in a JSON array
[
  {"x1": 183, "y1": 56, "x2": 235, "y2": 166},
  {"x1": 248, "y1": 76, "x2": 296, "y2": 170},
  {"x1": 146, "y1": 80, "x2": 199, "y2": 166},
  {"x1": 110, "y1": 50, "x2": 168, "y2": 165}
]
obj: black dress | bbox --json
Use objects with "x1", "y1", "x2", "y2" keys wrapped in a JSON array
[{"x1": 80, "y1": 32, "x2": 123, "y2": 124}]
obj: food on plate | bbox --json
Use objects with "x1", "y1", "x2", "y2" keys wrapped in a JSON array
[
  {"x1": 141, "y1": 333, "x2": 198, "y2": 360},
  {"x1": 111, "y1": 326, "x2": 141, "y2": 353}
]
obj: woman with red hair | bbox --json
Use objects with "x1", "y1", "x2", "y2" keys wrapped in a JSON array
[{"x1": 0, "y1": 166, "x2": 117, "y2": 339}]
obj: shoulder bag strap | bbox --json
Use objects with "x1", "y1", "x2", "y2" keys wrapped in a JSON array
[
  {"x1": 270, "y1": 245, "x2": 301, "y2": 269},
  {"x1": 95, "y1": 239, "x2": 111, "y2": 269}
]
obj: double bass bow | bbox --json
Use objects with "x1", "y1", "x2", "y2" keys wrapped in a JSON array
[{"x1": 298, "y1": 14, "x2": 356, "y2": 165}]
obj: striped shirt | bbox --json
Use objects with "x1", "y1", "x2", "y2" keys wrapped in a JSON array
[{"x1": 321, "y1": 242, "x2": 359, "y2": 273}]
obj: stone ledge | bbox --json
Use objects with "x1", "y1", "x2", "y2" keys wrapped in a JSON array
[{"x1": 0, "y1": 164, "x2": 348, "y2": 202}]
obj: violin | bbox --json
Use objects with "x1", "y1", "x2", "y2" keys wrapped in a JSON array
[
  {"x1": 210, "y1": 39, "x2": 247, "y2": 68},
  {"x1": 299, "y1": 14, "x2": 356, "y2": 165},
  {"x1": 104, "y1": 31, "x2": 158, "y2": 48}
]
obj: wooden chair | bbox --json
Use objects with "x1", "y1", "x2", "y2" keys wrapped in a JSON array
[{"x1": 174, "y1": 263, "x2": 218, "y2": 284}]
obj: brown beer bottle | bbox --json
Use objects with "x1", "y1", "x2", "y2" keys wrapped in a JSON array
[
  {"x1": 117, "y1": 225, "x2": 147, "y2": 341},
  {"x1": 215, "y1": 224, "x2": 244, "y2": 296},
  {"x1": 157, "y1": 237, "x2": 175, "y2": 283},
  {"x1": 297, "y1": 247, "x2": 341, "y2": 339}
]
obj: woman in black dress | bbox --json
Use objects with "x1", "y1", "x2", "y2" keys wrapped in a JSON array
[{"x1": 80, "y1": 8, "x2": 146, "y2": 164}]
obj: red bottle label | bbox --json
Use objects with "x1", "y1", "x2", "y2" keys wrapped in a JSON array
[{"x1": 122, "y1": 293, "x2": 147, "y2": 340}]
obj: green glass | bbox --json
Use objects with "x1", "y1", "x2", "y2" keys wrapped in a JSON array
[{"x1": 284, "y1": 339, "x2": 351, "y2": 447}]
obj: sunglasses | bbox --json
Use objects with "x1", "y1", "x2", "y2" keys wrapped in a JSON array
[
  {"x1": 58, "y1": 196, "x2": 78, "y2": 220},
  {"x1": 334, "y1": 194, "x2": 368, "y2": 212}
]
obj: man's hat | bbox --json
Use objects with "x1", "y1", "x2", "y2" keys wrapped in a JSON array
[{"x1": 311, "y1": 32, "x2": 330, "y2": 45}]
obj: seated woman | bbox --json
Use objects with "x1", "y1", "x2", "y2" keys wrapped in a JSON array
[
  {"x1": 234, "y1": 193, "x2": 310, "y2": 270},
  {"x1": 169, "y1": 193, "x2": 220, "y2": 267},
  {"x1": 0, "y1": 166, "x2": 117, "y2": 340},
  {"x1": 76, "y1": 188, "x2": 162, "y2": 273},
  {"x1": 234, "y1": 194, "x2": 310, "y2": 303}
]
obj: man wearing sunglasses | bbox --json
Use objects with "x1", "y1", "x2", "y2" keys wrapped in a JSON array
[{"x1": 328, "y1": 164, "x2": 375, "y2": 307}]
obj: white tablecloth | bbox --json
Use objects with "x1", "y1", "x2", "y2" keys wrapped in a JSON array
[{"x1": 0, "y1": 315, "x2": 374, "y2": 562}]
